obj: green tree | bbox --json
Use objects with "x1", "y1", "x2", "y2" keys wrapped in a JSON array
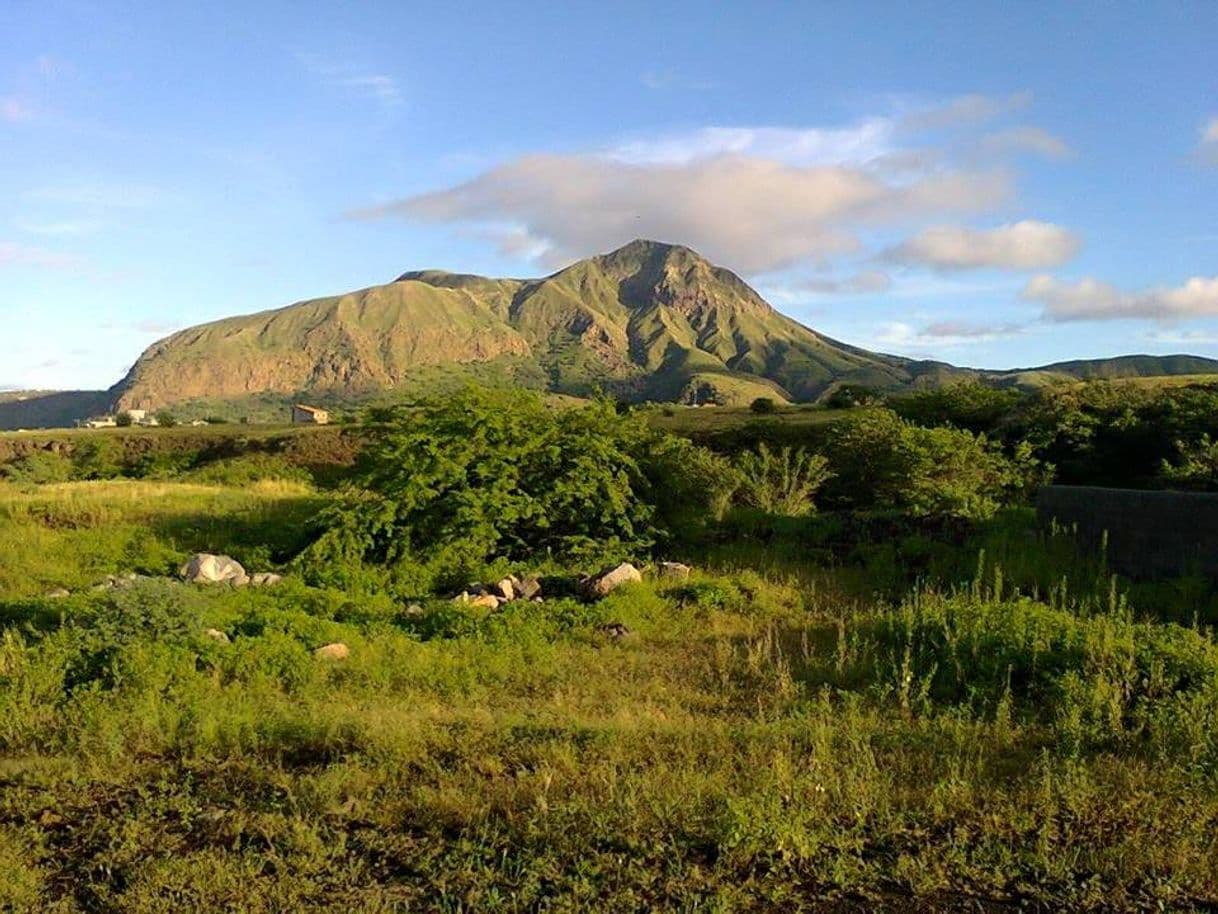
[
  {"x1": 749, "y1": 397, "x2": 777, "y2": 415},
  {"x1": 115, "y1": 411, "x2": 135, "y2": 427},
  {"x1": 154, "y1": 410, "x2": 178, "y2": 428}
]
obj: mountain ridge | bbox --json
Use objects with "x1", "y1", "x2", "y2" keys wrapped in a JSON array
[{"x1": 4, "y1": 239, "x2": 1218, "y2": 428}]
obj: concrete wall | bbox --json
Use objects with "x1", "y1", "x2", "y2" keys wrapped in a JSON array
[{"x1": 1035, "y1": 485, "x2": 1218, "y2": 579}]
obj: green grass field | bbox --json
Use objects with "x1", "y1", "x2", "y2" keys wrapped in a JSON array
[{"x1": 3, "y1": 479, "x2": 1218, "y2": 911}]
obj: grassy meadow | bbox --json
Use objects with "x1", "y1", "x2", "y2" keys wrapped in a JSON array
[{"x1": 4, "y1": 385, "x2": 1218, "y2": 911}]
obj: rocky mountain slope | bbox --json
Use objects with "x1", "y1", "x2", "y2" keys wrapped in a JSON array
[
  {"x1": 110, "y1": 240, "x2": 941, "y2": 412},
  {"x1": 6, "y1": 239, "x2": 1218, "y2": 428}
]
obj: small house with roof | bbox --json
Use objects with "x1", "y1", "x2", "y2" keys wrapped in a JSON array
[{"x1": 291, "y1": 404, "x2": 330, "y2": 425}]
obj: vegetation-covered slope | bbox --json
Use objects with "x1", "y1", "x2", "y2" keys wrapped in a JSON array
[{"x1": 110, "y1": 240, "x2": 925, "y2": 412}]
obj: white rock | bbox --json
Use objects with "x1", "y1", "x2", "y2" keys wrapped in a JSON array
[
  {"x1": 204, "y1": 628, "x2": 231, "y2": 644},
  {"x1": 314, "y1": 642, "x2": 349, "y2": 661},
  {"x1": 180, "y1": 553, "x2": 247, "y2": 585},
  {"x1": 582, "y1": 562, "x2": 643, "y2": 598}
]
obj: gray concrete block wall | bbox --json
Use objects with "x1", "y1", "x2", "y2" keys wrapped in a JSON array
[{"x1": 1035, "y1": 485, "x2": 1218, "y2": 579}]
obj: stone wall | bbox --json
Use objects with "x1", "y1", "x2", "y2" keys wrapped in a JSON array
[{"x1": 1035, "y1": 485, "x2": 1218, "y2": 579}]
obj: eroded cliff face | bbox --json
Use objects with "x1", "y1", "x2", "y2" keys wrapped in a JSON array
[{"x1": 108, "y1": 239, "x2": 917, "y2": 412}]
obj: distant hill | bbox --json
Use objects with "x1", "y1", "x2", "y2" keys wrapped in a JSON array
[{"x1": 5, "y1": 239, "x2": 1218, "y2": 429}]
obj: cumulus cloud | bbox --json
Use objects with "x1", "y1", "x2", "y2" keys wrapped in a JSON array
[
  {"x1": 355, "y1": 153, "x2": 1009, "y2": 274},
  {"x1": 977, "y1": 126, "x2": 1072, "y2": 159},
  {"x1": 886, "y1": 221, "x2": 1080, "y2": 271},
  {"x1": 1023, "y1": 274, "x2": 1218, "y2": 322}
]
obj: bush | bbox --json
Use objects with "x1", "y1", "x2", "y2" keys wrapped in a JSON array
[
  {"x1": 749, "y1": 397, "x2": 777, "y2": 415},
  {"x1": 733, "y1": 443, "x2": 831, "y2": 516},
  {"x1": 822, "y1": 409, "x2": 1046, "y2": 519},
  {"x1": 301, "y1": 388, "x2": 735, "y2": 591},
  {"x1": 71, "y1": 438, "x2": 124, "y2": 480},
  {"x1": 1161, "y1": 434, "x2": 1218, "y2": 491},
  {"x1": 115, "y1": 411, "x2": 135, "y2": 427},
  {"x1": 154, "y1": 410, "x2": 178, "y2": 428},
  {"x1": 890, "y1": 382, "x2": 1024, "y2": 434},
  {"x1": 1, "y1": 451, "x2": 74, "y2": 485}
]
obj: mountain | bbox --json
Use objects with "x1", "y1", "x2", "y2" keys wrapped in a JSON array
[
  {"x1": 109, "y1": 239, "x2": 934, "y2": 413},
  {"x1": 4, "y1": 239, "x2": 1218, "y2": 429}
]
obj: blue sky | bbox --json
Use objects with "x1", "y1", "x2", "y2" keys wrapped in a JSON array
[{"x1": 2, "y1": 0, "x2": 1217, "y2": 390}]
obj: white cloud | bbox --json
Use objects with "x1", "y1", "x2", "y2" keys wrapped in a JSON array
[
  {"x1": 886, "y1": 220, "x2": 1080, "y2": 271},
  {"x1": 608, "y1": 120, "x2": 897, "y2": 166},
  {"x1": 1023, "y1": 274, "x2": 1218, "y2": 322},
  {"x1": 298, "y1": 53, "x2": 402, "y2": 108},
  {"x1": 355, "y1": 153, "x2": 1009, "y2": 274},
  {"x1": 875, "y1": 319, "x2": 1025, "y2": 350},
  {"x1": 793, "y1": 270, "x2": 893, "y2": 295},
  {"x1": 900, "y1": 91, "x2": 1033, "y2": 131},
  {"x1": 977, "y1": 126, "x2": 1072, "y2": 159},
  {"x1": 1144, "y1": 328, "x2": 1218, "y2": 346}
]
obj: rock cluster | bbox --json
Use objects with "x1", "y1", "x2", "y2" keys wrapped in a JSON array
[
  {"x1": 452, "y1": 574, "x2": 543, "y2": 609},
  {"x1": 179, "y1": 554, "x2": 283, "y2": 588}
]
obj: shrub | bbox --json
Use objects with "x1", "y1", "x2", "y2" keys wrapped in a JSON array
[
  {"x1": 301, "y1": 388, "x2": 735, "y2": 591},
  {"x1": 1, "y1": 451, "x2": 74, "y2": 485},
  {"x1": 890, "y1": 381, "x2": 1024, "y2": 434},
  {"x1": 71, "y1": 438, "x2": 124, "y2": 480},
  {"x1": 749, "y1": 397, "x2": 777, "y2": 415},
  {"x1": 1160, "y1": 434, "x2": 1218, "y2": 491},
  {"x1": 733, "y1": 443, "x2": 831, "y2": 516},
  {"x1": 822, "y1": 409, "x2": 1045, "y2": 519},
  {"x1": 154, "y1": 410, "x2": 178, "y2": 428},
  {"x1": 115, "y1": 411, "x2": 135, "y2": 427}
]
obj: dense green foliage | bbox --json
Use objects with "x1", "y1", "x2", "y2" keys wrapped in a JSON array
[
  {"x1": 821, "y1": 408, "x2": 1045, "y2": 519},
  {"x1": 303, "y1": 389, "x2": 735, "y2": 591},
  {"x1": 893, "y1": 378, "x2": 1218, "y2": 490}
]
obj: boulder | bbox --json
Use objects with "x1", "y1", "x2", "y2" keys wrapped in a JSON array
[
  {"x1": 250, "y1": 572, "x2": 283, "y2": 587},
  {"x1": 582, "y1": 562, "x2": 642, "y2": 598},
  {"x1": 180, "y1": 553, "x2": 246, "y2": 585},
  {"x1": 514, "y1": 576, "x2": 542, "y2": 601},
  {"x1": 314, "y1": 642, "x2": 349, "y2": 661},
  {"x1": 655, "y1": 562, "x2": 692, "y2": 581},
  {"x1": 204, "y1": 628, "x2": 231, "y2": 644},
  {"x1": 491, "y1": 577, "x2": 516, "y2": 601},
  {"x1": 45, "y1": 588, "x2": 71, "y2": 600}
]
